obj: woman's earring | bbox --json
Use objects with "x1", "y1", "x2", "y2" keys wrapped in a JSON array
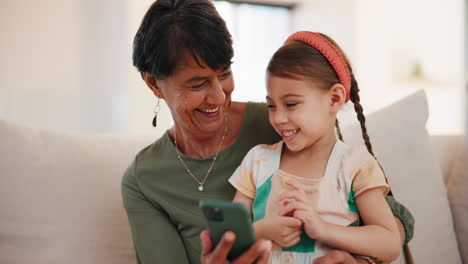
[{"x1": 152, "y1": 99, "x2": 161, "y2": 127}]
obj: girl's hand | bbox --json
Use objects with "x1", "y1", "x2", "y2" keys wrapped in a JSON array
[
  {"x1": 278, "y1": 181, "x2": 327, "y2": 240},
  {"x1": 254, "y1": 215, "x2": 302, "y2": 248},
  {"x1": 200, "y1": 230, "x2": 272, "y2": 264}
]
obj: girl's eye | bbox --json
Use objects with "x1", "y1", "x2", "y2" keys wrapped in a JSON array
[
  {"x1": 286, "y1": 103, "x2": 298, "y2": 107},
  {"x1": 267, "y1": 104, "x2": 275, "y2": 108}
]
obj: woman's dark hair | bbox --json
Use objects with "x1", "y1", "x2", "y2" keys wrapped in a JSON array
[
  {"x1": 133, "y1": 0, "x2": 233, "y2": 79},
  {"x1": 267, "y1": 34, "x2": 375, "y2": 157}
]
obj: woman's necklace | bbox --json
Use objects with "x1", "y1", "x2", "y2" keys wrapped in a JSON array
[{"x1": 173, "y1": 114, "x2": 228, "y2": 192}]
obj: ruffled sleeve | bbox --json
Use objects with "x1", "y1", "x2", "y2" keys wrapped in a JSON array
[
  {"x1": 342, "y1": 146, "x2": 390, "y2": 200},
  {"x1": 228, "y1": 146, "x2": 258, "y2": 199}
]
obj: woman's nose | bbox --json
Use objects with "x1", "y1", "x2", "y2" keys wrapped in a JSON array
[{"x1": 206, "y1": 80, "x2": 226, "y2": 105}]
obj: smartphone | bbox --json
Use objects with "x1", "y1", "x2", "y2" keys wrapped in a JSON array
[{"x1": 199, "y1": 200, "x2": 257, "y2": 260}]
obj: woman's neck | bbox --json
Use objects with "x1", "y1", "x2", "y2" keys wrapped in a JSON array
[{"x1": 170, "y1": 127, "x2": 227, "y2": 158}]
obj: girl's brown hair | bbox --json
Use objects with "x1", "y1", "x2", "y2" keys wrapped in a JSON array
[{"x1": 267, "y1": 33, "x2": 375, "y2": 157}]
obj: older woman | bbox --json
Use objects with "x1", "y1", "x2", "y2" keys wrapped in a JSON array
[{"x1": 122, "y1": 0, "x2": 414, "y2": 263}]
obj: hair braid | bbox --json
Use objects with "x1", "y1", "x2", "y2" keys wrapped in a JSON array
[
  {"x1": 335, "y1": 119, "x2": 343, "y2": 141},
  {"x1": 349, "y1": 76, "x2": 374, "y2": 157}
]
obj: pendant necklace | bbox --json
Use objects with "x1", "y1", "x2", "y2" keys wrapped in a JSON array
[{"x1": 173, "y1": 114, "x2": 228, "y2": 191}]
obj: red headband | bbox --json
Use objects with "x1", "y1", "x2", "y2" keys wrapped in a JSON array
[{"x1": 287, "y1": 31, "x2": 351, "y2": 102}]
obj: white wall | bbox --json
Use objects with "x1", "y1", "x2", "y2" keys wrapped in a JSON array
[
  {"x1": 291, "y1": 0, "x2": 465, "y2": 135},
  {"x1": 1, "y1": 0, "x2": 464, "y2": 136},
  {"x1": 0, "y1": 0, "x2": 129, "y2": 134}
]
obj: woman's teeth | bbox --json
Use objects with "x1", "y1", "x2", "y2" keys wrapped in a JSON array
[
  {"x1": 199, "y1": 107, "x2": 220, "y2": 113},
  {"x1": 282, "y1": 129, "x2": 298, "y2": 137}
]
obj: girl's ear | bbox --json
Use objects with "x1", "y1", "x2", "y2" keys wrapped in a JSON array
[
  {"x1": 143, "y1": 73, "x2": 165, "y2": 99},
  {"x1": 328, "y1": 83, "x2": 346, "y2": 113}
]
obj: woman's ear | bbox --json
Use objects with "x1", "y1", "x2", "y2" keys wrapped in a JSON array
[
  {"x1": 328, "y1": 83, "x2": 346, "y2": 113},
  {"x1": 143, "y1": 73, "x2": 164, "y2": 99}
]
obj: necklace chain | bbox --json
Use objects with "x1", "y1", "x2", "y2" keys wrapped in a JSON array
[{"x1": 173, "y1": 114, "x2": 228, "y2": 191}]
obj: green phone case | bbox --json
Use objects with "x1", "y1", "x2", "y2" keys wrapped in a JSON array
[{"x1": 199, "y1": 200, "x2": 257, "y2": 260}]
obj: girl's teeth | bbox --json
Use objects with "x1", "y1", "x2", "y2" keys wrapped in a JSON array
[{"x1": 283, "y1": 130, "x2": 297, "y2": 137}]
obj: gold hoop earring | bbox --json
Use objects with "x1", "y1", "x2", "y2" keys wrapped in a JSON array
[{"x1": 152, "y1": 99, "x2": 161, "y2": 127}]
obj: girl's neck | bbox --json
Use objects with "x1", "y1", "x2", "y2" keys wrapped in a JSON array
[{"x1": 280, "y1": 130, "x2": 337, "y2": 179}]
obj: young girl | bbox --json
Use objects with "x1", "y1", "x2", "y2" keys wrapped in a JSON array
[{"x1": 229, "y1": 31, "x2": 401, "y2": 263}]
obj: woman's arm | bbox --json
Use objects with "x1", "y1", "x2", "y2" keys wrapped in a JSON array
[
  {"x1": 122, "y1": 162, "x2": 190, "y2": 264},
  {"x1": 385, "y1": 195, "x2": 414, "y2": 245}
]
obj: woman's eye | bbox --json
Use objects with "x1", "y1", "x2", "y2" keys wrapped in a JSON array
[
  {"x1": 267, "y1": 104, "x2": 275, "y2": 109},
  {"x1": 191, "y1": 82, "x2": 207, "y2": 89},
  {"x1": 218, "y1": 72, "x2": 232, "y2": 80},
  {"x1": 286, "y1": 103, "x2": 298, "y2": 107}
]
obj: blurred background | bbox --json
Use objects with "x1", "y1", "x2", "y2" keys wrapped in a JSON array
[{"x1": 0, "y1": 0, "x2": 465, "y2": 138}]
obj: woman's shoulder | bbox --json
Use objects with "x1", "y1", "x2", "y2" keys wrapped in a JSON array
[
  {"x1": 236, "y1": 101, "x2": 279, "y2": 145},
  {"x1": 126, "y1": 133, "x2": 172, "y2": 172}
]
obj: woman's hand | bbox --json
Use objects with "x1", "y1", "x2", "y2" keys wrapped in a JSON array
[
  {"x1": 254, "y1": 215, "x2": 302, "y2": 248},
  {"x1": 313, "y1": 250, "x2": 368, "y2": 264},
  {"x1": 200, "y1": 230, "x2": 272, "y2": 264},
  {"x1": 278, "y1": 181, "x2": 327, "y2": 240}
]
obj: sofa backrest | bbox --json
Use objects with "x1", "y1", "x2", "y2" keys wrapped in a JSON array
[{"x1": 0, "y1": 121, "x2": 153, "y2": 264}]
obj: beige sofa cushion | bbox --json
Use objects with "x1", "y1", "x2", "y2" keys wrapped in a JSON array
[
  {"x1": 0, "y1": 120, "x2": 153, "y2": 264},
  {"x1": 342, "y1": 90, "x2": 461, "y2": 264},
  {"x1": 447, "y1": 143, "x2": 468, "y2": 263}
]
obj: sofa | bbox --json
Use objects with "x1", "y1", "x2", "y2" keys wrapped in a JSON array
[{"x1": 0, "y1": 90, "x2": 466, "y2": 264}]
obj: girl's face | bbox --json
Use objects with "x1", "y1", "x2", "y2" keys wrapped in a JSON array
[
  {"x1": 146, "y1": 54, "x2": 234, "y2": 138},
  {"x1": 266, "y1": 74, "x2": 340, "y2": 153}
]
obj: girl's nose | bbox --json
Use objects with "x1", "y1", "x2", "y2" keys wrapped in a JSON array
[{"x1": 273, "y1": 109, "x2": 288, "y2": 124}]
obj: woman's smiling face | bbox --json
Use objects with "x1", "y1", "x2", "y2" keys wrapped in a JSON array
[{"x1": 148, "y1": 54, "x2": 234, "y2": 138}]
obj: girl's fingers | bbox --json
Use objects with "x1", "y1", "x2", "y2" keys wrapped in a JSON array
[
  {"x1": 283, "y1": 216, "x2": 302, "y2": 228},
  {"x1": 279, "y1": 203, "x2": 296, "y2": 217},
  {"x1": 279, "y1": 201, "x2": 307, "y2": 216},
  {"x1": 284, "y1": 229, "x2": 302, "y2": 243},
  {"x1": 285, "y1": 181, "x2": 306, "y2": 193},
  {"x1": 284, "y1": 236, "x2": 301, "y2": 248},
  {"x1": 278, "y1": 192, "x2": 305, "y2": 203}
]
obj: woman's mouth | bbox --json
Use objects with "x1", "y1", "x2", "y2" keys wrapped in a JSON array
[
  {"x1": 281, "y1": 129, "x2": 299, "y2": 142},
  {"x1": 196, "y1": 106, "x2": 221, "y2": 117}
]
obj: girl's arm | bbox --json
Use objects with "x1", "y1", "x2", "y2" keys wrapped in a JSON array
[
  {"x1": 318, "y1": 188, "x2": 401, "y2": 261},
  {"x1": 280, "y1": 182, "x2": 401, "y2": 262}
]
